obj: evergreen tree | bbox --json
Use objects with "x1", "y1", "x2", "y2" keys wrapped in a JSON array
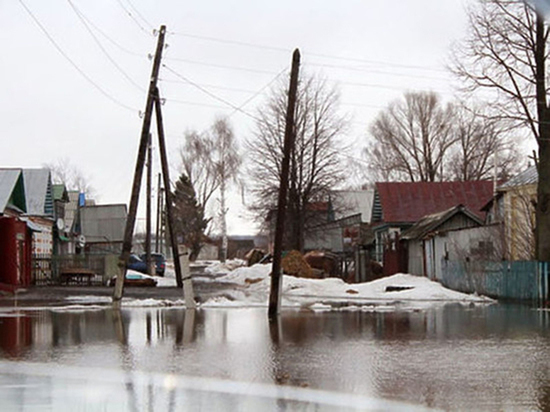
[{"x1": 172, "y1": 173, "x2": 209, "y2": 261}]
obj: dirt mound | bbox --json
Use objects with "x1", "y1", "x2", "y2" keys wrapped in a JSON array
[{"x1": 282, "y1": 250, "x2": 313, "y2": 278}]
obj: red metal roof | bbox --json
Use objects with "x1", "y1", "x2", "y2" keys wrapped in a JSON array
[{"x1": 375, "y1": 181, "x2": 494, "y2": 223}]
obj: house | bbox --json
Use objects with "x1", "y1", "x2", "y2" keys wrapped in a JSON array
[
  {"x1": 0, "y1": 169, "x2": 33, "y2": 292},
  {"x1": 302, "y1": 190, "x2": 376, "y2": 282},
  {"x1": 78, "y1": 204, "x2": 127, "y2": 254},
  {"x1": 482, "y1": 166, "x2": 537, "y2": 260},
  {"x1": 401, "y1": 204, "x2": 484, "y2": 279},
  {"x1": 52, "y1": 184, "x2": 70, "y2": 255},
  {"x1": 304, "y1": 190, "x2": 374, "y2": 253},
  {"x1": 372, "y1": 181, "x2": 495, "y2": 276},
  {"x1": 21, "y1": 169, "x2": 55, "y2": 256}
]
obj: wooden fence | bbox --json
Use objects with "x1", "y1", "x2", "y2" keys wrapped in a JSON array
[{"x1": 441, "y1": 260, "x2": 550, "y2": 304}]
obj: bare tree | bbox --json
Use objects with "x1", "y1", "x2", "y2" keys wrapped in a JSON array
[
  {"x1": 448, "y1": 104, "x2": 521, "y2": 181},
  {"x1": 43, "y1": 157, "x2": 95, "y2": 197},
  {"x1": 180, "y1": 130, "x2": 219, "y2": 212},
  {"x1": 451, "y1": 0, "x2": 550, "y2": 260},
  {"x1": 210, "y1": 117, "x2": 241, "y2": 262},
  {"x1": 364, "y1": 91, "x2": 456, "y2": 182},
  {"x1": 247, "y1": 73, "x2": 347, "y2": 252}
]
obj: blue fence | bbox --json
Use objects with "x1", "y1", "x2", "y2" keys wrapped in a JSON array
[{"x1": 441, "y1": 260, "x2": 550, "y2": 304}]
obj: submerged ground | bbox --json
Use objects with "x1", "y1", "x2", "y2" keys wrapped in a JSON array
[{"x1": 1, "y1": 262, "x2": 549, "y2": 411}]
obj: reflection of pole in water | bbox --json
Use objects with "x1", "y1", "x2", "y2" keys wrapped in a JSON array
[
  {"x1": 269, "y1": 315, "x2": 282, "y2": 347},
  {"x1": 146, "y1": 312, "x2": 152, "y2": 345},
  {"x1": 112, "y1": 309, "x2": 140, "y2": 411},
  {"x1": 112, "y1": 309, "x2": 127, "y2": 346},
  {"x1": 183, "y1": 309, "x2": 196, "y2": 344}
]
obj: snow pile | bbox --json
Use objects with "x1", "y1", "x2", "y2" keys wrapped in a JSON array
[
  {"x1": 205, "y1": 259, "x2": 246, "y2": 275},
  {"x1": 121, "y1": 298, "x2": 186, "y2": 307},
  {"x1": 202, "y1": 264, "x2": 493, "y2": 309}
]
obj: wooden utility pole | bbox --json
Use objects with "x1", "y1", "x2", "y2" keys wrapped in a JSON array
[
  {"x1": 155, "y1": 173, "x2": 162, "y2": 253},
  {"x1": 145, "y1": 133, "x2": 153, "y2": 275},
  {"x1": 153, "y1": 87, "x2": 184, "y2": 288},
  {"x1": 113, "y1": 25, "x2": 166, "y2": 305},
  {"x1": 268, "y1": 49, "x2": 300, "y2": 321}
]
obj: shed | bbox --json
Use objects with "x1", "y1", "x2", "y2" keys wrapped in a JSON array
[
  {"x1": 401, "y1": 205, "x2": 484, "y2": 279},
  {"x1": 371, "y1": 180, "x2": 494, "y2": 276}
]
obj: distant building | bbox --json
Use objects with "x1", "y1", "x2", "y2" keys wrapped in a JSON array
[
  {"x1": 51, "y1": 184, "x2": 70, "y2": 255},
  {"x1": 79, "y1": 204, "x2": 127, "y2": 255},
  {"x1": 371, "y1": 181, "x2": 494, "y2": 276},
  {"x1": 401, "y1": 204, "x2": 484, "y2": 279},
  {"x1": 22, "y1": 169, "x2": 54, "y2": 256}
]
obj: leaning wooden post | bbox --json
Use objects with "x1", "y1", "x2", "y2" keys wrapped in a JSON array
[
  {"x1": 268, "y1": 49, "x2": 300, "y2": 321},
  {"x1": 113, "y1": 25, "x2": 166, "y2": 306},
  {"x1": 153, "y1": 88, "x2": 195, "y2": 309}
]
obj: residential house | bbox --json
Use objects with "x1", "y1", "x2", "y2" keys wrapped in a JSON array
[
  {"x1": 304, "y1": 190, "x2": 374, "y2": 253},
  {"x1": 62, "y1": 190, "x2": 82, "y2": 254},
  {"x1": 303, "y1": 190, "x2": 375, "y2": 282},
  {"x1": 401, "y1": 204, "x2": 484, "y2": 279},
  {"x1": 78, "y1": 204, "x2": 127, "y2": 254},
  {"x1": 372, "y1": 181, "x2": 495, "y2": 276},
  {"x1": 482, "y1": 165, "x2": 537, "y2": 261},
  {"x1": 22, "y1": 169, "x2": 54, "y2": 256},
  {"x1": 52, "y1": 184, "x2": 70, "y2": 255},
  {"x1": 0, "y1": 169, "x2": 32, "y2": 292}
]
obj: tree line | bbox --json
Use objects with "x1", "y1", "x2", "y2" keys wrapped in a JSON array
[{"x1": 167, "y1": 0, "x2": 550, "y2": 261}]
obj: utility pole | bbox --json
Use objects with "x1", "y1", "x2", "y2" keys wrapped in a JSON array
[
  {"x1": 155, "y1": 173, "x2": 162, "y2": 253},
  {"x1": 268, "y1": 49, "x2": 300, "y2": 321},
  {"x1": 153, "y1": 87, "x2": 185, "y2": 288},
  {"x1": 113, "y1": 25, "x2": 166, "y2": 305},
  {"x1": 146, "y1": 133, "x2": 153, "y2": 275}
]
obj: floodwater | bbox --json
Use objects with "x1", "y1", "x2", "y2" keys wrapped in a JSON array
[{"x1": 1, "y1": 303, "x2": 550, "y2": 411}]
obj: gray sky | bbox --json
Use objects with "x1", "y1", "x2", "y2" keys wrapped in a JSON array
[{"x1": 1, "y1": 0, "x2": 473, "y2": 234}]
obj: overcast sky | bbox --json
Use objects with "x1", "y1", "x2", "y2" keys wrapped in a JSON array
[{"x1": 1, "y1": 0, "x2": 476, "y2": 235}]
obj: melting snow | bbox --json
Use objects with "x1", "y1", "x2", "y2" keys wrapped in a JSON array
[{"x1": 202, "y1": 263, "x2": 494, "y2": 310}]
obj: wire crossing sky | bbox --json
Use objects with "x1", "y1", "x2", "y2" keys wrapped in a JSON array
[{"x1": 2, "y1": 0, "x2": 474, "y2": 234}]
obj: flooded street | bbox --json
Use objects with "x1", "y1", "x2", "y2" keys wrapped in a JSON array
[{"x1": 1, "y1": 303, "x2": 550, "y2": 410}]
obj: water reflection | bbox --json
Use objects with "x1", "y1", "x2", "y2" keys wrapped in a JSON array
[{"x1": 1, "y1": 304, "x2": 550, "y2": 410}]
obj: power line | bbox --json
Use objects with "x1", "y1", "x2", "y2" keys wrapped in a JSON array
[
  {"x1": 70, "y1": 3, "x2": 144, "y2": 57},
  {"x1": 114, "y1": 0, "x2": 153, "y2": 36},
  {"x1": 159, "y1": 78, "x2": 258, "y2": 94},
  {"x1": 169, "y1": 30, "x2": 448, "y2": 74},
  {"x1": 18, "y1": 0, "x2": 138, "y2": 112},
  {"x1": 67, "y1": 0, "x2": 146, "y2": 93},
  {"x1": 228, "y1": 67, "x2": 288, "y2": 117},
  {"x1": 164, "y1": 56, "x2": 279, "y2": 75},
  {"x1": 162, "y1": 64, "x2": 260, "y2": 121},
  {"x1": 124, "y1": 0, "x2": 155, "y2": 30},
  {"x1": 303, "y1": 62, "x2": 450, "y2": 82}
]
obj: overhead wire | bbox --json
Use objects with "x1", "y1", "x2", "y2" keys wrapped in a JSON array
[
  {"x1": 124, "y1": 0, "x2": 155, "y2": 31},
  {"x1": 67, "y1": 0, "x2": 147, "y2": 93},
  {"x1": 228, "y1": 66, "x2": 288, "y2": 117},
  {"x1": 169, "y1": 30, "x2": 449, "y2": 74},
  {"x1": 70, "y1": 3, "x2": 144, "y2": 57},
  {"x1": 159, "y1": 78, "x2": 258, "y2": 94},
  {"x1": 162, "y1": 64, "x2": 261, "y2": 121},
  {"x1": 164, "y1": 56, "x2": 280, "y2": 75},
  {"x1": 114, "y1": 0, "x2": 153, "y2": 36},
  {"x1": 17, "y1": 0, "x2": 138, "y2": 113}
]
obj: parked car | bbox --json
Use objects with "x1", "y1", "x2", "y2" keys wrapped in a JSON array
[
  {"x1": 109, "y1": 270, "x2": 157, "y2": 287},
  {"x1": 139, "y1": 253, "x2": 166, "y2": 277},
  {"x1": 127, "y1": 253, "x2": 166, "y2": 277}
]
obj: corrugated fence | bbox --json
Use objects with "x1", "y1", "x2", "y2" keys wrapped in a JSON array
[{"x1": 441, "y1": 260, "x2": 550, "y2": 304}]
